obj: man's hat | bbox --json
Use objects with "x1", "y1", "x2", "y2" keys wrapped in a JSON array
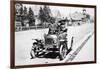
[{"x1": 58, "y1": 19, "x2": 66, "y2": 25}]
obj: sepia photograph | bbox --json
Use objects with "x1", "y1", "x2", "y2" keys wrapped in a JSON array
[{"x1": 10, "y1": 1, "x2": 96, "y2": 68}]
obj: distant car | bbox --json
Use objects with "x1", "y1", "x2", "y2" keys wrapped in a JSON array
[{"x1": 30, "y1": 21, "x2": 74, "y2": 60}]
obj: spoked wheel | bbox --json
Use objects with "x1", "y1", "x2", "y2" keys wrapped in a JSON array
[
  {"x1": 30, "y1": 44, "x2": 39, "y2": 59},
  {"x1": 59, "y1": 43, "x2": 67, "y2": 60},
  {"x1": 30, "y1": 49, "x2": 36, "y2": 59}
]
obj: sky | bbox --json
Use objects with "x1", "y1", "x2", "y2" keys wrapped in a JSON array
[{"x1": 21, "y1": 4, "x2": 94, "y2": 18}]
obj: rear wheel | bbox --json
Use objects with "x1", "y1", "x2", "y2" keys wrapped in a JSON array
[{"x1": 59, "y1": 43, "x2": 67, "y2": 60}]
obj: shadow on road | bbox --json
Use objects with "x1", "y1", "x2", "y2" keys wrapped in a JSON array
[
  {"x1": 37, "y1": 48, "x2": 72, "y2": 59},
  {"x1": 37, "y1": 52, "x2": 59, "y2": 59}
]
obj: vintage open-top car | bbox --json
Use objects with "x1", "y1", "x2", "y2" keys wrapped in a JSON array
[{"x1": 30, "y1": 20, "x2": 74, "y2": 60}]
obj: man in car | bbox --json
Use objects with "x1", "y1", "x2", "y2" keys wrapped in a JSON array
[
  {"x1": 58, "y1": 21, "x2": 68, "y2": 40},
  {"x1": 48, "y1": 22, "x2": 58, "y2": 34}
]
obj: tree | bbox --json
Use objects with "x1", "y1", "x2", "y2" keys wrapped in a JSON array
[
  {"x1": 38, "y1": 5, "x2": 51, "y2": 24},
  {"x1": 38, "y1": 7, "x2": 44, "y2": 26},
  {"x1": 28, "y1": 7, "x2": 35, "y2": 26},
  {"x1": 23, "y1": 6, "x2": 28, "y2": 19},
  {"x1": 23, "y1": 6, "x2": 27, "y2": 15},
  {"x1": 43, "y1": 5, "x2": 51, "y2": 22},
  {"x1": 43, "y1": 6, "x2": 56, "y2": 24},
  {"x1": 19, "y1": 5, "x2": 23, "y2": 15},
  {"x1": 18, "y1": 4, "x2": 25, "y2": 26}
]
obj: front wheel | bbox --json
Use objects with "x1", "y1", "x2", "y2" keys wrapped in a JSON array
[
  {"x1": 59, "y1": 43, "x2": 67, "y2": 60},
  {"x1": 30, "y1": 49, "x2": 36, "y2": 59},
  {"x1": 30, "y1": 44, "x2": 39, "y2": 59}
]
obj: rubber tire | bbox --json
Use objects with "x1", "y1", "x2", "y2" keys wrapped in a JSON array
[
  {"x1": 30, "y1": 49, "x2": 36, "y2": 59},
  {"x1": 59, "y1": 43, "x2": 67, "y2": 60}
]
